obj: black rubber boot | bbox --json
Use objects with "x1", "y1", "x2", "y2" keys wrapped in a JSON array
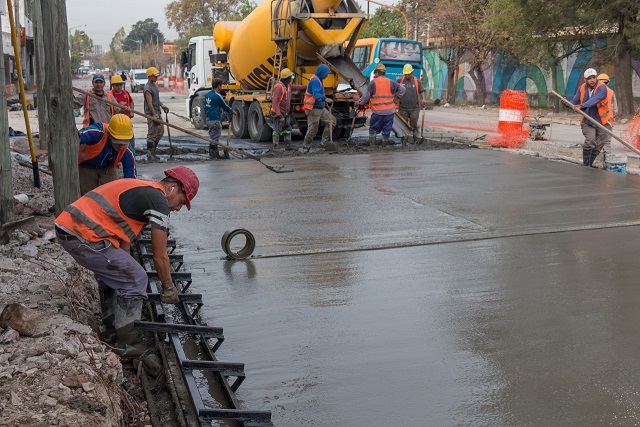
[
  {"x1": 582, "y1": 148, "x2": 592, "y2": 166},
  {"x1": 114, "y1": 297, "x2": 147, "y2": 358},
  {"x1": 366, "y1": 133, "x2": 376, "y2": 146},
  {"x1": 209, "y1": 144, "x2": 219, "y2": 159},
  {"x1": 589, "y1": 149, "x2": 600, "y2": 168},
  {"x1": 272, "y1": 133, "x2": 280, "y2": 150},
  {"x1": 99, "y1": 287, "x2": 117, "y2": 343},
  {"x1": 283, "y1": 132, "x2": 293, "y2": 150},
  {"x1": 382, "y1": 135, "x2": 392, "y2": 146}
]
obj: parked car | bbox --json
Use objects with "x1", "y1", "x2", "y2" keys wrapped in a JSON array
[{"x1": 129, "y1": 69, "x2": 148, "y2": 93}]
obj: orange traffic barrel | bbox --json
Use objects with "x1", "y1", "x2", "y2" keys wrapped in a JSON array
[
  {"x1": 157, "y1": 76, "x2": 165, "y2": 87},
  {"x1": 168, "y1": 76, "x2": 176, "y2": 88},
  {"x1": 495, "y1": 90, "x2": 529, "y2": 148}
]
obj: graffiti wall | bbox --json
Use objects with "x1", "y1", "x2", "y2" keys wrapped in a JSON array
[{"x1": 422, "y1": 43, "x2": 640, "y2": 107}]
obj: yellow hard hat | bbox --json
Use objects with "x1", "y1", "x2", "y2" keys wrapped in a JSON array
[
  {"x1": 374, "y1": 63, "x2": 386, "y2": 73},
  {"x1": 108, "y1": 114, "x2": 134, "y2": 141},
  {"x1": 110, "y1": 75, "x2": 124, "y2": 84},
  {"x1": 280, "y1": 68, "x2": 294, "y2": 79},
  {"x1": 597, "y1": 73, "x2": 610, "y2": 83},
  {"x1": 403, "y1": 64, "x2": 414, "y2": 74},
  {"x1": 146, "y1": 67, "x2": 161, "y2": 77}
]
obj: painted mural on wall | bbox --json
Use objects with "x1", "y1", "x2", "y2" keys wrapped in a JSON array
[{"x1": 422, "y1": 43, "x2": 640, "y2": 107}]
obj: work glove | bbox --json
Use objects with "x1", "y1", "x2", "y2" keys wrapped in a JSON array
[
  {"x1": 421, "y1": 101, "x2": 428, "y2": 109},
  {"x1": 162, "y1": 105, "x2": 169, "y2": 113},
  {"x1": 160, "y1": 285, "x2": 180, "y2": 304}
]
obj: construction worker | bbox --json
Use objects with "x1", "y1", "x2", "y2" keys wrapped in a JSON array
[
  {"x1": 54, "y1": 166, "x2": 199, "y2": 356},
  {"x1": 303, "y1": 64, "x2": 336, "y2": 151},
  {"x1": 144, "y1": 67, "x2": 169, "y2": 161},
  {"x1": 397, "y1": 64, "x2": 427, "y2": 144},
  {"x1": 358, "y1": 63, "x2": 406, "y2": 146},
  {"x1": 120, "y1": 71, "x2": 128, "y2": 91},
  {"x1": 567, "y1": 68, "x2": 612, "y2": 167},
  {"x1": 78, "y1": 113, "x2": 136, "y2": 196},
  {"x1": 597, "y1": 73, "x2": 617, "y2": 166},
  {"x1": 74, "y1": 74, "x2": 119, "y2": 127},
  {"x1": 107, "y1": 75, "x2": 135, "y2": 152},
  {"x1": 270, "y1": 68, "x2": 306, "y2": 150},
  {"x1": 204, "y1": 78, "x2": 233, "y2": 158}
]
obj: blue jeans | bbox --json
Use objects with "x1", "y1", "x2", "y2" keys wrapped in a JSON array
[{"x1": 369, "y1": 113, "x2": 394, "y2": 137}]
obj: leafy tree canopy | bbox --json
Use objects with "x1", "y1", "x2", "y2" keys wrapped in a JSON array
[
  {"x1": 69, "y1": 30, "x2": 93, "y2": 56},
  {"x1": 122, "y1": 19, "x2": 165, "y2": 52},
  {"x1": 360, "y1": 7, "x2": 404, "y2": 38}
]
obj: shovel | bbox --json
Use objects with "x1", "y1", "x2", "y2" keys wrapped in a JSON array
[
  {"x1": 550, "y1": 90, "x2": 640, "y2": 156},
  {"x1": 165, "y1": 111, "x2": 174, "y2": 160}
]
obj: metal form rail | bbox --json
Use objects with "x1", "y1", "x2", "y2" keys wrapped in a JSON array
[{"x1": 133, "y1": 227, "x2": 272, "y2": 427}]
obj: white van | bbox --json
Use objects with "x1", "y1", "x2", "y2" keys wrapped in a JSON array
[{"x1": 129, "y1": 69, "x2": 148, "y2": 93}]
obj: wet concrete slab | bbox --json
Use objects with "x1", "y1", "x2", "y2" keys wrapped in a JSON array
[{"x1": 141, "y1": 149, "x2": 640, "y2": 426}]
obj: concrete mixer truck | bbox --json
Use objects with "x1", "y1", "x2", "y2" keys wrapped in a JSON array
[{"x1": 184, "y1": 0, "x2": 375, "y2": 141}]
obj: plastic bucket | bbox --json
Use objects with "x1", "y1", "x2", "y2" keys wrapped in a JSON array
[{"x1": 605, "y1": 154, "x2": 627, "y2": 173}]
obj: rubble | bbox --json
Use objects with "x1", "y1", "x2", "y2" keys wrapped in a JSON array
[{"x1": 0, "y1": 156, "x2": 148, "y2": 425}]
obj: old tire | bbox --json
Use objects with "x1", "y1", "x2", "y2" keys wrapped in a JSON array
[
  {"x1": 247, "y1": 101, "x2": 272, "y2": 142},
  {"x1": 231, "y1": 100, "x2": 249, "y2": 139}
]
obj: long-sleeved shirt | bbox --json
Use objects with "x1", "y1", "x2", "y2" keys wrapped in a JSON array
[
  {"x1": 79, "y1": 123, "x2": 136, "y2": 178},
  {"x1": 571, "y1": 83, "x2": 608, "y2": 128},
  {"x1": 271, "y1": 81, "x2": 307, "y2": 115},
  {"x1": 204, "y1": 90, "x2": 233, "y2": 122},
  {"x1": 74, "y1": 91, "x2": 120, "y2": 125},
  {"x1": 359, "y1": 76, "x2": 406, "y2": 116}
]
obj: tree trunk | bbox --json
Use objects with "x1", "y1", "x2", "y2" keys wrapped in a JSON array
[
  {"x1": 33, "y1": 0, "x2": 80, "y2": 214},
  {"x1": 0, "y1": 17, "x2": 14, "y2": 225},
  {"x1": 445, "y1": 61, "x2": 457, "y2": 105},
  {"x1": 550, "y1": 59, "x2": 560, "y2": 113},
  {"x1": 470, "y1": 64, "x2": 486, "y2": 106},
  {"x1": 614, "y1": 41, "x2": 634, "y2": 116}
]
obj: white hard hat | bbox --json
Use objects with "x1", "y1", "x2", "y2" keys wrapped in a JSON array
[{"x1": 584, "y1": 68, "x2": 597, "y2": 78}]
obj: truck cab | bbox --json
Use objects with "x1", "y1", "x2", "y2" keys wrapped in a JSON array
[
  {"x1": 351, "y1": 37, "x2": 424, "y2": 81},
  {"x1": 129, "y1": 69, "x2": 148, "y2": 93},
  {"x1": 183, "y1": 36, "x2": 217, "y2": 129}
]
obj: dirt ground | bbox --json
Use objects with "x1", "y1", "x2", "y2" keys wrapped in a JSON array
[{"x1": 0, "y1": 151, "x2": 151, "y2": 426}]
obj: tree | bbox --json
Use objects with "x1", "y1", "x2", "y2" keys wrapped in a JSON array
[
  {"x1": 123, "y1": 19, "x2": 165, "y2": 52},
  {"x1": 360, "y1": 7, "x2": 404, "y2": 38},
  {"x1": 488, "y1": 0, "x2": 594, "y2": 111},
  {"x1": 105, "y1": 27, "x2": 127, "y2": 70},
  {"x1": 165, "y1": 0, "x2": 240, "y2": 35},
  {"x1": 591, "y1": 2, "x2": 640, "y2": 115},
  {"x1": 69, "y1": 30, "x2": 93, "y2": 58}
]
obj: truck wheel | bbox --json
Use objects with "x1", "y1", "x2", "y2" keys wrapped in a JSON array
[
  {"x1": 191, "y1": 101, "x2": 205, "y2": 130},
  {"x1": 231, "y1": 100, "x2": 249, "y2": 139},
  {"x1": 248, "y1": 101, "x2": 272, "y2": 142}
]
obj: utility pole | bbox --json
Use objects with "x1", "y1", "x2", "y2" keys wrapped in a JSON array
[
  {"x1": 0, "y1": 3, "x2": 15, "y2": 224},
  {"x1": 33, "y1": 0, "x2": 80, "y2": 213}
]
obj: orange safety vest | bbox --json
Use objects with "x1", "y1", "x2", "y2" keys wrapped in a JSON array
[
  {"x1": 83, "y1": 90, "x2": 116, "y2": 127},
  {"x1": 578, "y1": 81, "x2": 613, "y2": 126},
  {"x1": 78, "y1": 123, "x2": 127, "y2": 166},
  {"x1": 303, "y1": 76, "x2": 322, "y2": 110},
  {"x1": 370, "y1": 77, "x2": 396, "y2": 112},
  {"x1": 271, "y1": 81, "x2": 290, "y2": 112},
  {"x1": 55, "y1": 179, "x2": 165, "y2": 248}
]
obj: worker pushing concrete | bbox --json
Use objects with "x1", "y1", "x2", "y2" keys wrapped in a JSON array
[
  {"x1": 358, "y1": 63, "x2": 406, "y2": 146},
  {"x1": 303, "y1": 64, "x2": 336, "y2": 151},
  {"x1": 205, "y1": 78, "x2": 233, "y2": 158},
  {"x1": 54, "y1": 166, "x2": 199, "y2": 356},
  {"x1": 397, "y1": 64, "x2": 428, "y2": 145},
  {"x1": 144, "y1": 67, "x2": 169, "y2": 161},
  {"x1": 270, "y1": 68, "x2": 306, "y2": 150}
]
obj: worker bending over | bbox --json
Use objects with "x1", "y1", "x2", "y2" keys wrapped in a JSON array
[
  {"x1": 78, "y1": 113, "x2": 136, "y2": 195},
  {"x1": 54, "y1": 166, "x2": 199, "y2": 357},
  {"x1": 271, "y1": 68, "x2": 306, "y2": 150}
]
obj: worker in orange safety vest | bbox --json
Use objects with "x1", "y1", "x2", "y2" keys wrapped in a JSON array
[{"x1": 74, "y1": 74, "x2": 119, "y2": 127}]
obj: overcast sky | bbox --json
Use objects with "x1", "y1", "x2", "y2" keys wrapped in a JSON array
[{"x1": 65, "y1": 0, "x2": 382, "y2": 49}]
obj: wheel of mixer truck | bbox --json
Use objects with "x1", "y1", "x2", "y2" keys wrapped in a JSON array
[
  {"x1": 231, "y1": 100, "x2": 249, "y2": 139},
  {"x1": 248, "y1": 101, "x2": 273, "y2": 142},
  {"x1": 191, "y1": 93, "x2": 207, "y2": 130}
]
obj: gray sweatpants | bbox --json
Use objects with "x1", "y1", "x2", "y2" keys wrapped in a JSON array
[{"x1": 56, "y1": 231, "x2": 148, "y2": 299}]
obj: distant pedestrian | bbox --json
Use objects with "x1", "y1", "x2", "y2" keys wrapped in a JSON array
[
  {"x1": 270, "y1": 68, "x2": 306, "y2": 150},
  {"x1": 77, "y1": 114, "x2": 136, "y2": 195},
  {"x1": 358, "y1": 63, "x2": 405, "y2": 146},
  {"x1": 597, "y1": 73, "x2": 617, "y2": 166},
  {"x1": 397, "y1": 64, "x2": 427, "y2": 144},
  {"x1": 74, "y1": 74, "x2": 119, "y2": 127},
  {"x1": 108, "y1": 75, "x2": 136, "y2": 152},
  {"x1": 303, "y1": 64, "x2": 335, "y2": 151},
  {"x1": 204, "y1": 78, "x2": 233, "y2": 158},
  {"x1": 120, "y1": 71, "x2": 128, "y2": 91},
  {"x1": 567, "y1": 68, "x2": 612, "y2": 167},
  {"x1": 143, "y1": 67, "x2": 169, "y2": 161}
]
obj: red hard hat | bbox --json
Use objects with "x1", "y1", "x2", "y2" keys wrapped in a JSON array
[{"x1": 164, "y1": 166, "x2": 199, "y2": 210}]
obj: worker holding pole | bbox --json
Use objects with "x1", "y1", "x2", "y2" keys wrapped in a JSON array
[
  {"x1": 54, "y1": 166, "x2": 199, "y2": 356},
  {"x1": 566, "y1": 68, "x2": 612, "y2": 167}
]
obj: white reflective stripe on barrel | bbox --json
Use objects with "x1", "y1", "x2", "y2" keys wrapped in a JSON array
[{"x1": 498, "y1": 109, "x2": 523, "y2": 122}]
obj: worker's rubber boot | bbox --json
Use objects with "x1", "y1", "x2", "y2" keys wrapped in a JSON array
[
  {"x1": 302, "y1": 138, "x2": 313, "y2": 152},
  {"x1": 406, "y1": 134, "x2": 414, "y2": 146},
  {"x1": 272, "y1": 133, "x2": 280, "y2": 150},
  {"x1": 283, "y1": 132, "x2": 293, "y2": 150},
  {"x1": 209, "y1": 144, "x2": 219, "y2": 159},
  {"x1": 589, "y1": 149, "x2": 600, "y2": 168},
  {"x1": 582, "y1": 148, "x2": 592, "y2": 167},
  {"x1": 147, "y1": 143, "x2": 158, "y2": 162},
  {"x1": 382, "y1": 135, "x2": 392, "y2": 146},
  {"x1": 366, "y1": 132, "x2": 376, "y2": 146},
  {"x1": 99, "y1": 287, "x2": 117, "y2": 343},
  {"x1": 320, "y1": 126, "x2": 331, "y2": 148},
  {"x1": 114, "y1": 296, "x2": 147, "y2": 358}
]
